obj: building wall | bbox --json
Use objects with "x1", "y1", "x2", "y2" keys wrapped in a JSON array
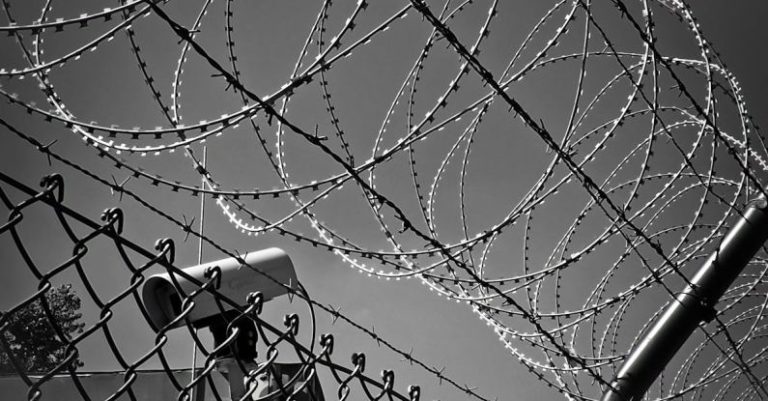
[
  {"x1": 0, "y1": 370, "x2": 213, "y2": 401},
  {"x1": 0, "y1": 364, "x2": 324, "y2": 401}
]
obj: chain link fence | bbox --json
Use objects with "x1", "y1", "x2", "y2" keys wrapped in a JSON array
[{"x1": 0, "y1": 171, "x2": 420, "y2": 401}]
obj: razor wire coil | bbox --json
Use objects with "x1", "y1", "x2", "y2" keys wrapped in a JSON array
[{"x1": 1, "y1": 0, "x2": 768, "y2": 399}]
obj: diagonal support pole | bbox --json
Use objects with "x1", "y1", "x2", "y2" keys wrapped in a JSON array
[{"x1": 602, "y1": 196, "x2": 768, "y2": 401}]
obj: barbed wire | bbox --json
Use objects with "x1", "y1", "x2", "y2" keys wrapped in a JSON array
[{"x1": 2, "y1": 0, "x2": 768, "y2": 399}]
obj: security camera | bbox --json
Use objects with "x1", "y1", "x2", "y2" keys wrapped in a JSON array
[{"x1": 141, "y1": 247, "x2": 298, "y2": 331}]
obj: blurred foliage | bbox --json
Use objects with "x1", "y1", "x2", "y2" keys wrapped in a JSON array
[{"x1": 0, "y1": 284, "x2": 85, "y2": 374}]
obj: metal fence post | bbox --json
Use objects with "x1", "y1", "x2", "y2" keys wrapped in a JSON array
[{"x1": 601, "y1": 196, "x2": 768, "y2": 401}]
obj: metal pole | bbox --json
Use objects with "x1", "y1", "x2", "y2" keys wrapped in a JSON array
[
  {"x1": 189, "y1": 147, "x2": 207, "y2": 401},
  {"x1": 601, "y1": 196, "x2": 768, "y2": 401}
]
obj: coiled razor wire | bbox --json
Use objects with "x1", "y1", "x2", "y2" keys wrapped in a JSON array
[{"x1": 1, "y1": 0, "x2": 768, "y2": 399}]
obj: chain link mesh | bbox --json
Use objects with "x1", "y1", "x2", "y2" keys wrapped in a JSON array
[{"x1": 0, "y1": 171, "x2": 421, "y2": 401}]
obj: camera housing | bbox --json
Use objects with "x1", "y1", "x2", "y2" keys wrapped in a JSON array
[{"x1": 141, "y1": 247, "x2": 297, "y2": 331}]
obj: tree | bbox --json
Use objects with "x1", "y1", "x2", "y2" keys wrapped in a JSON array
[{"x1": 0, "y1": 284, "x2": 85, "y2": 374}]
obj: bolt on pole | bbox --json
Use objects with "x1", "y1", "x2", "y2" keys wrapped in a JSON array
[{"x1": 601, "y1": 196, "x2": 768, "y2": 401}]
